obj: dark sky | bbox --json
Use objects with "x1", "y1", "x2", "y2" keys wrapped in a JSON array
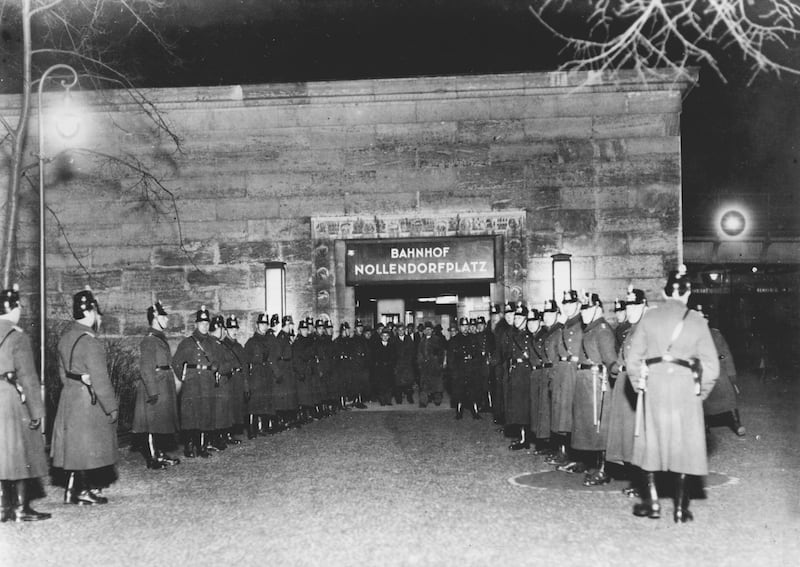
[{"x1": 2, "y1": 0, "x2": 798, "y2": 237}]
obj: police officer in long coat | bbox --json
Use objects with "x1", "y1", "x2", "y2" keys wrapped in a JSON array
[
  {"x1": 506, "y1": 304, "x2": 533, "y2": 449},
  {"x1": 222, "y1": 315, "x2": 248, "y2": 443},
  {"x1": 293, "y1": 320, "x2": 317, "y2": 420},
  {"x1": 417, "y1": 321, "x2": 446, "y2": 407},
  {"x1": 572, "y1": 292, "x2": 619, "y2": 485},
  {"x1": 474, "y1": 316, "x2": 494, "y2": 412},
  {"x1": 333, "y1": 322, "x2": 356, "y2": 410},
  {"x1": 271, "y1": 315, "x2": 299, "y2": 426},
  {"x1": 550, "y1": 290, "x2": 582, "y2": 469},
  {"x1": 696, "y1": 305, "x2": 745, "y2": 437},
  {"x1": 613, "y1": 299, "x2": 630, "y2": 350},
  {"x1": 208, "y1": 315, "x2": 234, "y2": 450},
  {"x1": 448, "y1": 317, "x2": 473, "y2": 419},
  {"x1": 528, "y1": 309, "x2": 549, "y2": 449},
  {"x1": 351, "y1": 320, "x2": 370, "y2": 407},
  {"x1": 491, "y1": 303, "x2": 514, "y2": 425},
  {"x1": 628, "y1": 267, "x2": 720, "y2": 522},
  {"x1": 244, "y1": 313, "x2": 273, "y2": 437},
  {"x1": 134, "y1": 300, "x2": 180, "y2": 469},
  {"x1": 52, "y1": 287, "x2": 118, "y2": 505},
  {"x1": 537, "y1": 300, "x2": 561, "y2": 458},
  {"x1": 392, "y1": 324, "x2": 417, "y2": 404},
  {"x1": 606, "y1": 287, "x2": 647, "y2": 496},
  {"x1": 171, "y1": 305, "x2": 217, "y2": 459},
  {"x1": 0, "y1": 285, "x2": 50, "y2": 522},
  {"x1": 312, "y1": 320, "x2": 335, "y2": 415}
]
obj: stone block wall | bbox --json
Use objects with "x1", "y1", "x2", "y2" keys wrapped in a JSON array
[{"x1": 0, "y1": 70, "x2": 694, "y2": 340}]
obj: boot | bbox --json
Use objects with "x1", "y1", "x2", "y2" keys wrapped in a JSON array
[
  {"x1": 63, "y1": 472, "x2": 76, "y2": 504},
  {"x1": 227, "y1": 429, "x2": 242, "y2": 445},
  {"x1": 354, "y1": 395, "x2": 367, "y2": 409},
  {"x1": 1, "y1": 480, "x2": 14, "y2": 522},
  {"x1": 455, "y1": 403, "x2": 464, "y2": 420},
  {"x1": 583, "y1": 451, "x2": 610, "y2": 486},
  {"x1": 145, "y1": 433, "x2": 167, "y2": 470},
  {"x1": 731, "y1": 409, "x2": 746, "y2": 437},
  {"x1": 406, "y1": 391, "x2": 414, "y2": 404},
  {"x1": 196, "y1": 432, "x2": 211, "y2": 458},
  {"x1": 13, "y1": 479, "x2": 51, "y2": 522},
  {"x1": 633, "y1": 472, "x2": 661, "y2": 519},
  {"x1": 156, "y1": 450, "x2": 180, "y2": 466},
  {"x1": 471, "y1": 403, "x2": 482, "y2": 420},
  {"x1": 183, "y1": 431, "x2": 196, "y2": 458},
  {"x1": 340, "y1": 397, "x2": 351, "y2": 411},
  {"x1": 509, "y1": 427, "x2": 530, "y2": 451},
  {"x1": 73, "y1": 471, "x2": 108, "y2": 505},
  {"x1": 247, "y1": 415, "x2": 257, "y2": 439},
  {"x1": 674, "y1": 473, "x2": 694, "y2": 523}
]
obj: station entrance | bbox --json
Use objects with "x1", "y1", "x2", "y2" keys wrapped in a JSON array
[{"x1": 353, "y1": 281, "x2": 492, "y2": 331}]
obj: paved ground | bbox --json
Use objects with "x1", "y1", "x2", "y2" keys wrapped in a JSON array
[{"x1": 2, "y1": 371, "x2": 798, "y2": 566}]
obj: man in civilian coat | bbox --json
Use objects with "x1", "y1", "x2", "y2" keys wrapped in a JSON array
[
  {"x1": 373, "y1": 327, "x2": 397, "y2": 406},
  {"x1": 133, "y1": 300, "x2": 180, "y2": 469},
  {"x1": 392, "y1": 323, "x2": 417, "y2": 404},
  {"x1": 0, "y1": 285, "x2": 50, "y2": 522},
  {"x1": 417, "y1": 321, "x2": 446, "y2": 408},
  {"x1": 491, "y1": 303, "x2": 514, "y2": 426},
  {"x1": 52, "y1": 287, "x2": 119, "y2": 506},
  {"x1": 627, "y1": 267, "x2": 720, "y2": 523}
]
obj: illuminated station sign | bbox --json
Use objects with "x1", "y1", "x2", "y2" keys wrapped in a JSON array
[{"x1": 345, "y1": 237, "x2": 497, "y2": 285}]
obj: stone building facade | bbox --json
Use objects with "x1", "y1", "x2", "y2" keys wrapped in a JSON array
[{"x1": 1, "y1": 70, "x2": 694, "y2": 338}]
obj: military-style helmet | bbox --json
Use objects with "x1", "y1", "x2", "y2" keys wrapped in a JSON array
[
  {"x1": 543, "y1": 299, "x2": 559, "y2": 313},
  {"x1": 503, "y1": 302, "x2": 514, "y2": 313},
  {"x1": 694, "y1": 304, "x2": 708, "y2": 319},
  {"x1": 458, "y1": 316, "x2": 469, "y2": 326},
  {"x1": 477, "y1": 316, "x2": 487, "y2": 325},
  {"x1": 613, "y1": 298, "x2": 626, "y2": 312},
  {"x1": 562, "y1": 290, "x2": 579, "y2": 304},
  {"x1": 325, "y1": 320, "x2": 334, "y2": 329},
  {"x1": 527, "y1": 308, "x2": 542, "y2": 321},
  {"x1": 664, "y1": 264, "x2": 691, "y2": 297},
  {"x1": 340, "y1": 321, "x2": 351, "y2": 330},
  {"x1": 298, "y1": 320, "x2": 308, "y2": 330},
  {"x1": 490, "y1": 303, "x2": 501, "y2": 315},
  {"x1": 282, "y1": 315, "x2": 294, "y2": 327},
  {"x1": 468, "y1": 318, "x2": 477, "y2": 326},
  {"x1": 625, "y1": 286, "x2": 647, "y2": 305},
  {"x1": 256, "y1": 312, "x2": 270, "y2": 325},
  {"x1": 226, "y1": 314, "x2": 240, "y2": 329},
  {"x1": 74, "y1": 286, "x2": 103, "y2": 320},
  {"x1": 514, "y1": 303, "x2": 528, "y2": 317},
  {"x1": 314, "y1": 319, "x2": 325, "y2": 328},
  {"x1": 0, "y1": 284, "x2": 20, "y2": 315},
  {"x1": 270, "y1": 314, "x2": 280, "y2": 327},
  {"x1": 355, "y1": 319, "x2": 364, "y2": 327},
  {"x1": 147, "y1": 300, "x2": 168, "y2": 324},
  {"x1": 195, "y1": 304, "x2": 211, "y2": 323},
  {"x1": 209, "y1": 314, "x2": 225, "y2": 332},
  {"x1": 580, "y1": 292, "x2": 603, "y2": 310}
]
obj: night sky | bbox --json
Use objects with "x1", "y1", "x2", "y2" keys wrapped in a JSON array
[{"x1": 2, "y1": 0, "x2": 798, "y2": 238}]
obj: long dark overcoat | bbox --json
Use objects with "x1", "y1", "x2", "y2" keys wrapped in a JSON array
[
  {"x1": 270, "y1": 331, "x2": 297, "y2": 411},
  {"x1": 491, "y1": 319, "x2": 512, "y2": 418},
  {"x1": 505, "y1": 327, "x2": 532, "y2": 426},
  {"x1": 171, "y1": 329, "x2": 218, "y2": 431},
  {"x1": 351, "y1": 335, "x2": 371, "y2": 396},
  {"x1": 221, "y1": 336, "x2": 248, "y2": 426},
  {"x1": 528, "y1": 328, "x2": 549, "y2": 437},
  {"x1": 606, "y1": 321, "x2": 637, "y2": 464},
  {"x1": 372, "y1": 339, "x2": 397, "y2": 402},
  {"x1": 312, "y1": 333, "x2": 335, "y2": 400},
  {"x1": 244, "y1": 331, "x2": 273, "y2": 415},
  {"x1": 417, "y1": 333, "x2": 446, "y2": 397},
  {"x1": 332, "y1": 336, "x2": 355, "y2": 398},
  {"x1": 571, "y1": 317, "x2": 618, "y2": 451},
  {"x1": 0, "y1": 320, "x2": 48, "y2": 480},
  {"x1": 51, "y1": 321, "x2": 119, "y2": 471},
  {"x1": 133, "y1": 329, "x2": 179, "y2": 434},
  {"x1": 703, "y1": 327, "x2": 738, "y2": 416},
  {"x1": 627, "y1": 299, "x2": 720, "y2": 476},
  {"x1": 393, "y1": 335, "x2": 417, "y2": 391},
  {"x1": 542, "y1": 322, "x2": 562, "y2": 435},
  {"x1": 551, "y1": 315, "x2": 582, "y2": 434},
  {"x1": 292, "y1": 334, "x2": 317, "y2": 406}
]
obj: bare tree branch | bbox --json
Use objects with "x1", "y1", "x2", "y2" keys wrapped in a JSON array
[{"x1": 529, "y1": 0, "x2": 800, "y2": 83}]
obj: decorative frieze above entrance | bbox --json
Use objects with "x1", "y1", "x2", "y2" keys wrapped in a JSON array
[{"x1": 311, "y1": 211, "x2": 527, "y2": 324}]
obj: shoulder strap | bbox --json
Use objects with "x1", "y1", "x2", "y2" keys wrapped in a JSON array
[
  {"x1": 61, "y1": 332, "x2": 91, "y2": 372},
  {"x1": 191, "y1": 336, "x2": 212, "y2": 364},
  {"x1": 0, "y1": 328, "x2": 16, "y2": 351},
  {"x1": 148, "y1": 331, "x2": 170, "y2": 350},
  {"x1": 665, "y1": 309, "x2": 691, "y2": 354}
]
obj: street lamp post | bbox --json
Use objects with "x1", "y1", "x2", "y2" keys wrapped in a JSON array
[{"x1": 38, "y1": 64, "x2": 79, "y2": 436}]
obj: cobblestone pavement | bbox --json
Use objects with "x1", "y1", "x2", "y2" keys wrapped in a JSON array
[{"x1": 2, "y1": 372, "x2": 798, "y2": 567}]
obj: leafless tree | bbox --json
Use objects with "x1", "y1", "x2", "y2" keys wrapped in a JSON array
[
  {"x1": 0, "y1": 0, "x2": 185, "y2": 287},
  {"x1": 529, "y1": 0, "x2": 800, "y2": 83}
]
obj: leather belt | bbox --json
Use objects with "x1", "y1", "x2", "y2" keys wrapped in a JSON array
[
  {"x1": 185, "y1": 364, "x2": 211, "y2": 370},
  {"x1": 221, "y1": 370, "x2": 234, "y2": 378},
  {"x1": 2, "y1": 372, "x2": 26, "y2": 404},
  {"x1": 542, "y1": 362, "x2": 554, "y2": 368},
  {"x1": 155, "y1": 365, "x2": 171, "y2": 371},
  {"x1": 645, "y1": 355, "x2": 693, "y2": 370},
  {"x1": 578, "y1": 363, "x2": 603, "y2": 371},
  {"x1": 558, "y1": 356, "x2": 578, "y2": 363},
  {"x1": 65, "y1": 371, "x2": 85, "y2": 381},
  {"x1": 531, "y1": 364, "x2": 544, "y2": 370}
]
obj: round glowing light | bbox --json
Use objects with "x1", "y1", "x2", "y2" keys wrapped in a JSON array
[
  {"x1": 55, "y1": 112, "x2": 80, "y2": 138},
  {"x1": 720, "y1": 209, "x2": 746, "y2": 237},
  {"x1": 751, "y1": 266, "x2": 758, "y2": 273}
]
